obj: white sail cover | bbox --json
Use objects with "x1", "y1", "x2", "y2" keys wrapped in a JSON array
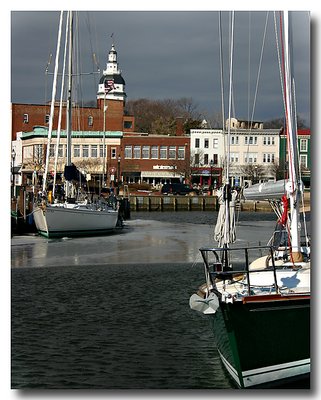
[
  {"x1": 243, "y1": 180, "x2": 287, "y2": 201},
  {"x1": 214, "y1": 187, "x2": 238, "y2": 246}
]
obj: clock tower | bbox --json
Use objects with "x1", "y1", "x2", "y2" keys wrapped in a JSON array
[{"x1": 97, "y1": 43, "x2": 126, "y2": 103}]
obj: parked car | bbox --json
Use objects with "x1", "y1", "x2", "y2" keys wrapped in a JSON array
[{"x1": 161, "y1": 183, "x2": 198, "y2": 195}]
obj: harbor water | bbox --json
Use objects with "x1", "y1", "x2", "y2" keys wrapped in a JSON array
[{"x1": 11, "y1": 211, "x2": 310, "y2": 389}]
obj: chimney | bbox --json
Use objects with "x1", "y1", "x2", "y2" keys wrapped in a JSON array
[{"x1": 176, "y1": 117, "x2": 184, "y2": 136}]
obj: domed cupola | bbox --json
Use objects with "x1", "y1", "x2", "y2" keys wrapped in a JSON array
[{"x1": 97, "y1": 43, "x2": 127, "y2": 102}]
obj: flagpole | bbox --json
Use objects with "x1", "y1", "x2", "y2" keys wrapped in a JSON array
[
  {"x1": 103, "y1": 92, "x2": 106, "y2": 187},
  {"x1": 102, "y1": 78, "x2": 115, "y2": 188}
]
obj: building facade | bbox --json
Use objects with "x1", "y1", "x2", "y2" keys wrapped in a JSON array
[
  {"x1": 279, "y1": 128, "x2": 311, "y2": 187},
  {"x1": 20, "y1": 126, "x2": 122, "y2": 189},
  {"x1": 190, "y1": 121, "x2": 282, "y2": 187},
  {"x1": 190, "y1": 129, "x2": 224, "y2": 188},
  {"x1": 11, "y1": 43, "x2": 135, "y2": 142},
  {"x1": 121, "y1": 132, "x2": 190, "y2": 186}
]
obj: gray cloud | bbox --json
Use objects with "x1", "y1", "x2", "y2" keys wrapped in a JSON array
[{"x1": 11, "y1": 10, "x2": 310, "y2": 125}]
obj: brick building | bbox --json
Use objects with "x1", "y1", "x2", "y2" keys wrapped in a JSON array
[
  {"x1": 121, "y1": 129, "x2": 190, "y2": 186},
  {"x1": 11, "y1": 101, "x2": 135, "y2": 142},
  {"x1": 11, "y1": 42, "x2": 135, "y2": 141},
  {"x1": 12, "y1": 43, "x2": 193, "y2": 190}
]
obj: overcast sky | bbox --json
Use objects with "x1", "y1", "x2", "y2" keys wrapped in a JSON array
[{"x1": 11, "y1": 9, "x2": 310, "y2": 126}]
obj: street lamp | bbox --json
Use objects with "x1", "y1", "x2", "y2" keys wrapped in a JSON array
[
  {"x1": 117, "y1": 155, "x2": 121, "y2": 182},
  {"x1": 210, "y1": 159, "x2": 214, "y2": 195},
  {"x1": 11, "y1": 148, "x2": 16, "y2": 197}
]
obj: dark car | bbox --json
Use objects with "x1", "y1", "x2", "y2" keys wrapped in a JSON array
[{"x1": 161, "y1": 183, "x2": 198, "y2": 195}]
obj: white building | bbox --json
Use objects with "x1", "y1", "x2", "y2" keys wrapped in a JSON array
[
  {"x1": 190, "y1": 129, "x2": 225, "y2": 187},
  {"x1": 190, "y1": 119, "x2": 282, "y2": 187},
  {"x1": 227, "y1": 127, "x2": 281, "y2": 186}
]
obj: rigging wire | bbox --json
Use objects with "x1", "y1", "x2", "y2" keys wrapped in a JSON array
[
  {"x1": 226, "y1": 10, "x2": 234, "y2": 185},
  {"x1": 218, "y1": 11, "x2": 225, "y2": 132},
  {"x1": 247, "y1": 12, "x2": 251, "y2": 126},
  {"x1": 53, "y1": 11, "x2": 69, "y2": 197},
  {"x1": 293, "y1": 78, "x2": 309, "y2": 247},
  {"x1": 249, "y1": 12, "x2": 269, "y2": 129},
  {"x1": 42, "y1": 10, "x2": 64, "y2": 192},
  {"x1": 218, "y1": 11, "x2": 227, "y2": 178},
  {"x1": 245, "y1": 11, "x2": 270, "y2": 168}
]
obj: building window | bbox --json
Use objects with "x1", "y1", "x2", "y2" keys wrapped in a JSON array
[
  {"x1": 124, "y1": 120, "x2": 132, "y2": 129},
  {"x1": 204, "y1": 154, "x2": 209, "y2": 165},
  {"x1": 177, "y1": 146, "x2": 185, "y2": 160},
  {"x1": 23, "y1": 113, "x2": 29, "y2": 123},
  {"x1": 100, "y1": 145, "x2": 106, "y2": 158},
  {"x1": 91, "y1": 145, "x2": 98, "y2": 158},
  {"x1": 169, "y1": 146, "x2": 176, "y2": 159},
  {"x1": 82, "y1": 145, "x2": 89, "y2": 158},
  {"x1": 73, "y1": 145, "x2": 80, "y2": 158},
  {"x1": 58, "y1": 144, "x2": 64, "y2": 158},
  {"x1": 213, "y1": 138, "x2": 219, "y2": 148},
  {"x1": 300, "y1": 139, "x2": 308, "y2": 152},
  {"x1": 245, "y1": 136, "x2": 257, "y2": 145},
  {"x1": 213, "y1": 154, "x2": 218, "y2": 165},
  {"x1": 45, "y1": 114, "x2": 50, "y2": 124},
  {"x1": 133, "y1": 146, "x2": 141, "y2": 159},
  {"x1": 194, "y1": 153, "x2": 200, "y2": 165},
  {"x1": 244, "y1": 153, "x2": 257, "y2": 163},
  {"x1": 88, "y1": 116, "x2": 93, "y2": 127},
  {"x1": 160, "y1": 146, "x2": 167, "y2": 159},
  {"x1": 142, "y1": 146, "x2": 150, "y2": 159},
  {"x1": 34, "y1": 144, "x2": 43, "y2": 162},
  {"x1": 204, "y1": 138, "x2": 209, "y2": 148},
  {"x1": 263, "y1": 136, "x2": 275, "y2": 145},
  {"x1": 49, "y1": 144, "x2": 55, "y2": 157},
  {"x1": 230, "y1": 153, "x2": 239, "y2": 163},
  {"x1": 23, "y1": 145, "x2": 33, "y2": 160},
  {"x1": 195, "y1": 138, "x2": 200, "y2": 148},
  {"x1": 151, "y1": 146, "x2": 158, "y2": 159},
  {"x1": 263, "y1": 153, "x2": 275, "y2": 163},
  {"x1": 111, "y1": 148, "x2": 117, "y2": 159},
  {"x1": 300, "y1": 154, "x2": 308, "y2": 168},
  {"x1": 125, "y1": 146, "x2": 132, "y2": 159}
]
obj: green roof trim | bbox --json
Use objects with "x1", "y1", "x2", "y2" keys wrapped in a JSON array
[{"x1": 21, "y1": 126, "x2": 123, "y2": 139}]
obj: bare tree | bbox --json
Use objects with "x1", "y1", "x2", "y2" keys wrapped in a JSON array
[
  {"x1": 269, "y1": 161, "x2": 283, "y2": 181},
  {"x1": 240, "y1": 164, "x2": 265, "y2": 183},
  {"x1": 125, "y1": 97, "x2": 202, "y2": 134}
]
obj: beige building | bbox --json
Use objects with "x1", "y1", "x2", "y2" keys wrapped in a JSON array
[
  {"x1": 20, "y1": 126, "x2": 122, "y2": 188},
  {"x1": 191, "y1": 119, "x2": 281, "y2": 187}
]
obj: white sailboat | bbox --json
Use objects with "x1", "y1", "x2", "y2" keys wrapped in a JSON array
[
  {"x1": 33, "y1": 11, "x2": 119, "y2": 238},
  {"x1": 189, "y1": 11, "x2": 310, "y2": 388}
]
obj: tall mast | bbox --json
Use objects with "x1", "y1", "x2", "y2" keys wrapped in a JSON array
[
  {"x1": 66, "y1": 10, "x2": 73, "y2": 167},
  {"x1": 65, "y1": 11, "x2": 73, "y2": 199},
  {"x1": 282, "y1": 11, "x2": 303, "y2": 262},
  {"x1": 42, "y1": 11, "x2": 64, "y2": 192},
  {"x1": 223, "y1": 11, "x2": 235, "y2": 247}
]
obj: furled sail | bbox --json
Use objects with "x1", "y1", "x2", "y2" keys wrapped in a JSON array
[
  {"x1": 214, "y1": 186, "x2": 238, "y2": 247},
  {"x1": 243, "y1": 180, "x2": 287, "y2": 201}
]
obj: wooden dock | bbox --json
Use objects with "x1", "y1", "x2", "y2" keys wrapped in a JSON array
[{"x1": 128, "y1": 191, "x2": 310, "y2": 212}]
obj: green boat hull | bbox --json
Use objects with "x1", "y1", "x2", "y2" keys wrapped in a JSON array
[{"x1": 210, "y1": 295, "x2": 310, "y2": 388}]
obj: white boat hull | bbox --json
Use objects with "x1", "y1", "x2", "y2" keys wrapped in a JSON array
[{"x1": 33, "y1": 204, "x2": 119, "y2": 238}]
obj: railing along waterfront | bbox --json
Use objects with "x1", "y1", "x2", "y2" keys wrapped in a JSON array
[{"x1": 128, "y1": 195, "x2": 274, "y2": 212}]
